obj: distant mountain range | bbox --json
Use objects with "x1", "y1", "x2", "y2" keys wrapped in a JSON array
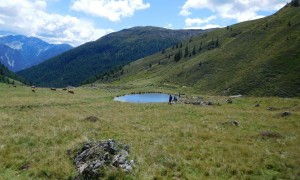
[
  {"x1": 18, "y1": 27, "x2": 206, "y2": 87},
  {"x1": 0, "y1": 35, "x2": 72, "y2": 72}
]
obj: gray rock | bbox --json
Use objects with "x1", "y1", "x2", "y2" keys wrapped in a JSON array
[
  {"x1": 226, "y1": 99, "x2": 233, "y2": 104},
  {"x1": 260, "y1": 131, "x2": 282, "y2": 139},
  {"x1": 267, "y1": 107, "x2": 275, "y2": 111},
  {"x1": 78, "y1": 163, "x2": 88, "y2": 174},
  {"x1": 73, "y1": 139, "x2": 134, "y2": 179},
  {"x1": 120, "y1": 163, "x2": 133, "y2": 172},
  {"x1": 222, "y1": 120, "x2": 239, "y2": 127},
  {"x1": 229, "y1": 94, "x2": 242, "y2": 98},
  {"x1": 84, "y1": 116, "x2": 99, "y2": 122},
  {"x1": 93, "y1": 160, "x2": 104, "y2": 169},
  {"x1": 232, "y1": 120, "x2": 239, "y2": 126},
  {"x1": 201, "y1": 101, "x2": 213, "y2": 106}
]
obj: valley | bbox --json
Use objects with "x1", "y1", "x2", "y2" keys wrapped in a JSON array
[{"x1": 0, "y1": 2, "x2": 299, "y2": 179}]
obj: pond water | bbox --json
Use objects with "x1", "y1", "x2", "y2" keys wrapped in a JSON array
[{"x1": 114, "y1": 93, "x2": 174, "y2": 103}]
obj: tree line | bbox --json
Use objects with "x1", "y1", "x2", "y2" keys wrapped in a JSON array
[{"x1": 173, "y1": 35, "x2": 220, "y2": 62}]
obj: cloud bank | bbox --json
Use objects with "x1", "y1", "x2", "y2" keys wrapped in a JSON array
[
  {"x1": 71, "y1": 0, "x2": 150, "y2": 22},
  {"x1": 180, "y1": 0, "x2": 287, "y2": 22},
  {"x1": 185, "y1": 16, "x2": 216, "y2": 27},
  {"x1": 0, "y1": 0, "x2": 114, "y2": 46},
  {"x1": 0, "y1": 0, "x2": 287, "y2": 45}
]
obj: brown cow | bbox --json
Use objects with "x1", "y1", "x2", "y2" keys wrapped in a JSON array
[
  {"x1": 68, "y1": 90, "x2": 74, "y2": 94},
  {"x1": 50, "y1": 88, "x2": 56, "y2": 91}
]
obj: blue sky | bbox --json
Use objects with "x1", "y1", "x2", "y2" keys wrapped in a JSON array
[{"x1": 0, "y1": 0, "x2": 288, "y2": 46}]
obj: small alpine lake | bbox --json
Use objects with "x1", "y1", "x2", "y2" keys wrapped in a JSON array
[{"x1": 114, "y1": 93, "x2": 174, "y2": 103}]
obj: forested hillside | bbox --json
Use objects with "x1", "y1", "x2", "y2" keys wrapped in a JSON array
[
  {"x1": 18, "y1": 27, "x2": 206, "y2": 87},
  {"x1": 0, "y1": 63, "x2": 25, "y2": 85}
]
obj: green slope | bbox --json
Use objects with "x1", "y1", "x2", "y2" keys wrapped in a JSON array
[
  {"x1": 0, "y1": 63, "x2": 26, "y2": 85},
  {"x1": 106, "y1": 4, "x2": 300, "y2": 97},
  {"x1": 18, "y1": 27, "x2": 206, "y2": 87}
]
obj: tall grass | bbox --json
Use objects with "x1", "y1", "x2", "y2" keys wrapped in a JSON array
[{"x1": 0, "y1": 83, "x2": 299, "y2": 179}]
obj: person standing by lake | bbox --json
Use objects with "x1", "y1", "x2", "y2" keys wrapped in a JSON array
[
  {"x1": 168, "y1": 94, "x2": 172, "y2": 105},
  {"x1": 173, "y1": 96, "x2": 177, "y2": 103}
]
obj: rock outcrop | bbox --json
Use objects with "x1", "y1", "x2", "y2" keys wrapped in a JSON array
[
  {"x1": 84, "y1": 116, "x2": 99, "y2": 122},
  {"x1": 222, "y1": 120, "x2": 239, "y2": 127},
  {"x1": 260, "y1": 131, "x2": 282, "y2": 139},
  {"x1": 281, "y1": 111, "x2": 291, "y2": 117},
  {"x1": 183, "y1": 99, "x2": 213, "y2": 106},
  {"x1": 74, "y1": 139, "x2": 134, "y2": 179}
]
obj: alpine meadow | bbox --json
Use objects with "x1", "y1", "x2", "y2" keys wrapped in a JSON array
[{"x1": 0, "y1": 1, "x2": 299, "y2": 180}]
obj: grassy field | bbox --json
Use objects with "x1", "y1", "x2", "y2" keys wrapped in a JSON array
[{"x1": 0, "y1": 83, "x2": 299, "y2": 179}]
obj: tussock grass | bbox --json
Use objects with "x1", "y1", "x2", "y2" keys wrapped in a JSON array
[{"x1": 0, "y1": 83, "x2": 299, "y2": 179}]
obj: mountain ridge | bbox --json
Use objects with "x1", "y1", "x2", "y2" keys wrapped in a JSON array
[
  {"x1": 0, "y1": 35, "x2": 72, "y2": 72},
  {"x1": 18, "y1": 27, "x2": 207, "y2": 87}
]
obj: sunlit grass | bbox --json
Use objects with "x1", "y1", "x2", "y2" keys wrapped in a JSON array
[{"x1": 0, "y1": 83, "x2": 299, "y2": 179}]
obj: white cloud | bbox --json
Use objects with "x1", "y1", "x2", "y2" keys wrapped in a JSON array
[
  {"x1": 185, "y1": 24, "x2": 221, "y2": 30},
  {"x1": 0, "y1": 0, "x2": 113, "y2": 46},
  {"x1": 185, "y1": 16, "x2": 216, "y2": 27},
  {"x1": 71, "y1": 0, "x2": 150, "y2": 22},
  {"x1": 198, "y1": 24, "x2": 221, "y2": 29},
  {"x1": 180, "y1": 0, "x2": 287, "y2": 22},
  {"x1": 164, "y1": 23, "x2": 173, "y2": 29}
]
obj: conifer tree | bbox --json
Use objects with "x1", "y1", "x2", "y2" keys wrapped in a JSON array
[
  {"x1": 291, "y1": 0, "x2": 299, "y2": 7},
  {"x1": 174, "y1": 50, "x2": 182, "y2": 62},
  {"x1": 198, "y1": 42, "x2": 203, "y2": 52},
  {"x1": 192, "y1": 46, "x2": 196, "y2": 55},
  {"x1": 216, "y1": 38, "x2": 219, "y2": 47},
  {"x1": 184, "y1": 46, "x2": 189, "y2": 58}
]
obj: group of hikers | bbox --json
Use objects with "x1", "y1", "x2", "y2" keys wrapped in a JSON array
[{"x1": 168, "y1": 93, "x2": 180, "y2": 105}]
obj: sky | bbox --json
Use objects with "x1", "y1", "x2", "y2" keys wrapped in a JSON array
[{"x1": 0, "y1": 0, "x2": 289, "y2": 47}]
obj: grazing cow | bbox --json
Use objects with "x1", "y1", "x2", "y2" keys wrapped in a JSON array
[
  {"x1": 13, "y1": 85, "x2": 17, "y2": 88},
  {"x1": 62, "y1": 88, "x2": 67, "y2": 91},
  {"x1": 68, "y1": 90, "x2": 74, "y2": 94},
  {"x1": 50, "y1": 88, "x2": 56, "y2": 91},
  {"x1": 32, "y1": 89, "x2": 35, "y2": 93},
  {"x1": 31, "y1": 86, "x2": 36, "y2": 89}
]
